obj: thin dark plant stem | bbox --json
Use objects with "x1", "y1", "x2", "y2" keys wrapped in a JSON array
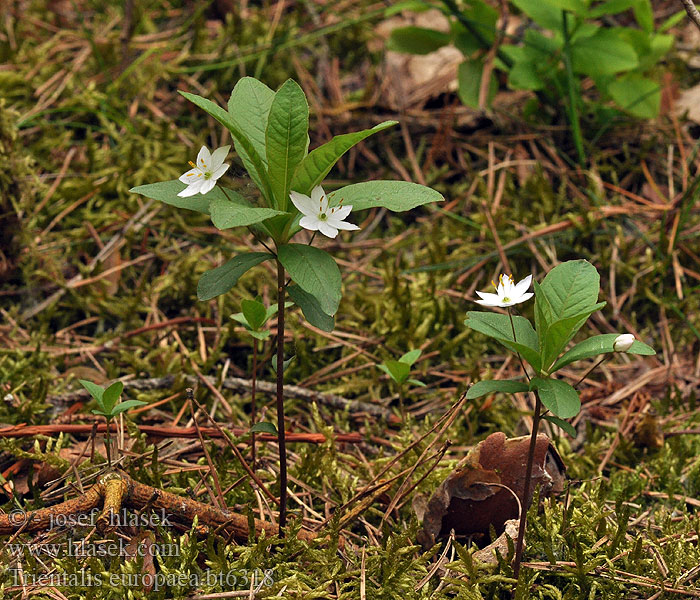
[
  {"x1": 561, "y1": 10, "x2": 586, "y2": 166},
  {"x1": 441, "y1": 0, "x2": 513, "y2": 68},
  {"x1": 276, "y1": 258, "x2": 288, "y2": 535},
  {"x1": 574, "y1": 354, "x2": 609, "y2": 388},
  {"x1": 251, "y1": 338, "x2": 258, "y2": 467},
  {"x1": 104, "y1": 419, "x2": 112, "y2": 467},
  {"x1": 507, "y1": 308, "x2": 530, "y2": 381},
  {"x1": 512, "y1": 391, "x2": 542, "y2": 583}
]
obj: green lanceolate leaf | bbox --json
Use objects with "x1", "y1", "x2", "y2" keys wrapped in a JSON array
[
  {"x1": 466, "y1": 379, "x2": 530, "y2": 399},
  {"x1": 550, "y1": 333, "x2": 656, "y2": 372},
  {"x1": 542, "y1": 414, "x2": 577, "y2": 437},
  {"x1": 277, "y1": 244, "x2": 342, "y2": 316},
  {"x1": 387, "y1": 26, "x2": 451, "y2": 54},
  {"x1": 110, "y1": 400, "x2": 147, "y2": 416},
  {"x1": 533, "y1": 280, "x2": 551, "y2": 349},
  {"x1": 464, "y1": 312, "x2": 541, "y2": 372},
  {"x1": 458, "y1": 59, "x2": 497, "y2": 108},
  {"x1": 291, "y1": 121, "x2": 397, "y2": 196},
  {"x1": 530, "y1": 377, "x2": 580, "y2": 419},
  {"x1": 228, "y1": 77, "x2": 275, "y2": 167},
  {"x1": 209, "y1": 196, "x2": 286, "y2": 229},
  {"x1": 632, "y1": 0, "x2": 654, "y2": 32},
  {"x1": 241, "y1": 299, "x2": 267, "y2": 330},
  {"x1": 271, "y1": 354, "x2": 295, "y2": 374},
  {"x1": 540, "y1": 303, "x2": 607, "y2": 371},
  {"x1": 265, "y1": 79, "x2": 309, "y2": 210},
  {"x1": 399, "y1": 349, "x2": 422, "y2": 366},
  {"x1": 327, "y1": 181, "x2": 444, "y2": 212},
  {"x1": 180, "y1": 91, "x2": 273, "y2": 203},
  {"x1": 227, "y1": 79, "x2": 275, "y2": 199},
  {"x1": 571, "y1": 30, "x2": 638, "y2": 77},
  {"x1": 251, "y1": 422, "x2": 278, "y2": 435},
  {"x1": 607, "y1": 74, "x2": 660, "y2": 119},
  {"x1": 130, "y1": 180, "x2": 211, "y2": 214},
  {"x1": 287, "y1": 284, "x2": 335, "y2": 332},
  {"x1": 102, "y1": 381, "x2": 124, "y2": 413},
  {"x1": 79, "y1": 379, "x2": 104, "y2": 404},
  {"x1": 512, "y1": 0, "x2": 567, "y2": 29},
  {"x1": 198, "y1": 252, "x2": 273, "y2": 301},
  {"x1": 588, "y1": 0, "x2": 636, "y2": 18},
  {"x1": 378, "y1": 360, "x2": 410, "y2": 384},
  {"x1": 538, "y1": 260, "x2": 602, "y2": 323}
]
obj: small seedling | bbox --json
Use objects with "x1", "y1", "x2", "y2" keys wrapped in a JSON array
[
  {"x1": 231, "y1": 298, "x2": 291, "y2": 463},
  {"x1": 378, "y1": 349, "x2": 426, "y2": 417},
  {"x1": 78, "y1": 379, "x2": 146, "y2": 467}
]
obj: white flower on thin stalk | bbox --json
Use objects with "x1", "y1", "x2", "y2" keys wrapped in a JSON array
[
  {"x1": 290, "y1": 185, "x2": 360, "y2": 239},
  {"x1": 177, "y1": 145, "x2": 230, "y2": 197},
  {"x1": 613, "y1": 333, "x2": 635, "y2": 352},
  {"x1": 475, "y1": 274, "x2": 534, "y2": 308}
]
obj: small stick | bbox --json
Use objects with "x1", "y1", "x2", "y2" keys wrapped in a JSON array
[
  {"x1": 680, "y1": 0, "x2": 700, "y2": 30},
  {"x1": 187, "y1": 389, "x2": 226, "y2": 510},
  {"x1": 0, "y1": 471, "x2": 318, "y2": 543}
]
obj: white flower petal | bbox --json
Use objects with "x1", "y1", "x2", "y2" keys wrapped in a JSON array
[
  {"x1": 199, "y1": 178, "x2": 216, "y2": 195},
  {"x1": 318, "y1": 221, "x2": 339, "y2": 238},
  {"x1": 299, "y1": 215, "x2": 320, "y2": 231},
  {"x1": 516, "y1": 292, "x2": 534, "y2": 304},
  {"x1": 177, "y1": 184, "x2": 202, "y2": 197},
  {"x1": 212, "y1": 163, "x2": 229, "y2": 181},
  {"x1": 179, "y1": 168, "x2": 201, "y2": 184},
  {"x1": 210, "y1": 145, "x2": 231, "y2": 169},
  {"x1": 499, "y1": 275, "x2": 514, "y2": 297},
  {"x1": 475, "y1": 291, "x2": 503, "y2": 306},
  {"x1": 513, "y1": 274, "x2": 533, "y2": 297},
  {"x1": 290, "y1": 191, "x2": 317, "y2": 216},
  {"x1": 475, "y1": 298, "x2": 503, "y2": 307},
  {"x1": 310, "y1": 185, "x2": 325, "y2": 205},
  {"x1": 331, "y1": 205, "x2": 353, "y2": 220},
  {"x1": 196, "y1": 146, "x2": 211, "y2": 171},
  {"x1": 328, "y1": 218, "x2": 360, "y2": 231}
]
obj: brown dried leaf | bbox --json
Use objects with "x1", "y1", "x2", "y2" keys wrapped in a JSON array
[{"x1": 417, "y1": 432, "x2": 566, "y2": 549}]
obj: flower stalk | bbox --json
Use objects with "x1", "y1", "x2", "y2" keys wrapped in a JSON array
[{"x1": 513, "y1": 391, "x2": 543, "y2": 582}]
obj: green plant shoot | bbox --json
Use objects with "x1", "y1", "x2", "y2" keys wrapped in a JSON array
[{"x1": 78, "y1": 379, "x2": 146, "y2": 467}]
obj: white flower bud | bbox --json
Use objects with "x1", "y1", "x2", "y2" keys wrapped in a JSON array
[{"x1": 613, "y1": 334, "x2": 635, "y2": 352}]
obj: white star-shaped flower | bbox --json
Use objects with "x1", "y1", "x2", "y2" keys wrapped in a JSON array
[
  {"x1": 177, "y1": 145, "x2": 230, "y2": 197},
  {"x1": 290, "y1": 185, "x2": 360, "y2": 239},
  {"x1": 475, "y1": 274, "x2": 534, "y2": 308}
]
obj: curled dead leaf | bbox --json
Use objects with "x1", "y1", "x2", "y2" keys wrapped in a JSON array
[{"x1": 417, "y1": 432, "x2": 565, "y2": 549}]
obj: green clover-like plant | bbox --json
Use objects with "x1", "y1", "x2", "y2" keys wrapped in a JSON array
[
  {"x1": 130, "y1": 76, "x2": 443, "y2": 533},
  {"x1": 79, "y1": 379, "x2": 146, "y2": 467}
]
